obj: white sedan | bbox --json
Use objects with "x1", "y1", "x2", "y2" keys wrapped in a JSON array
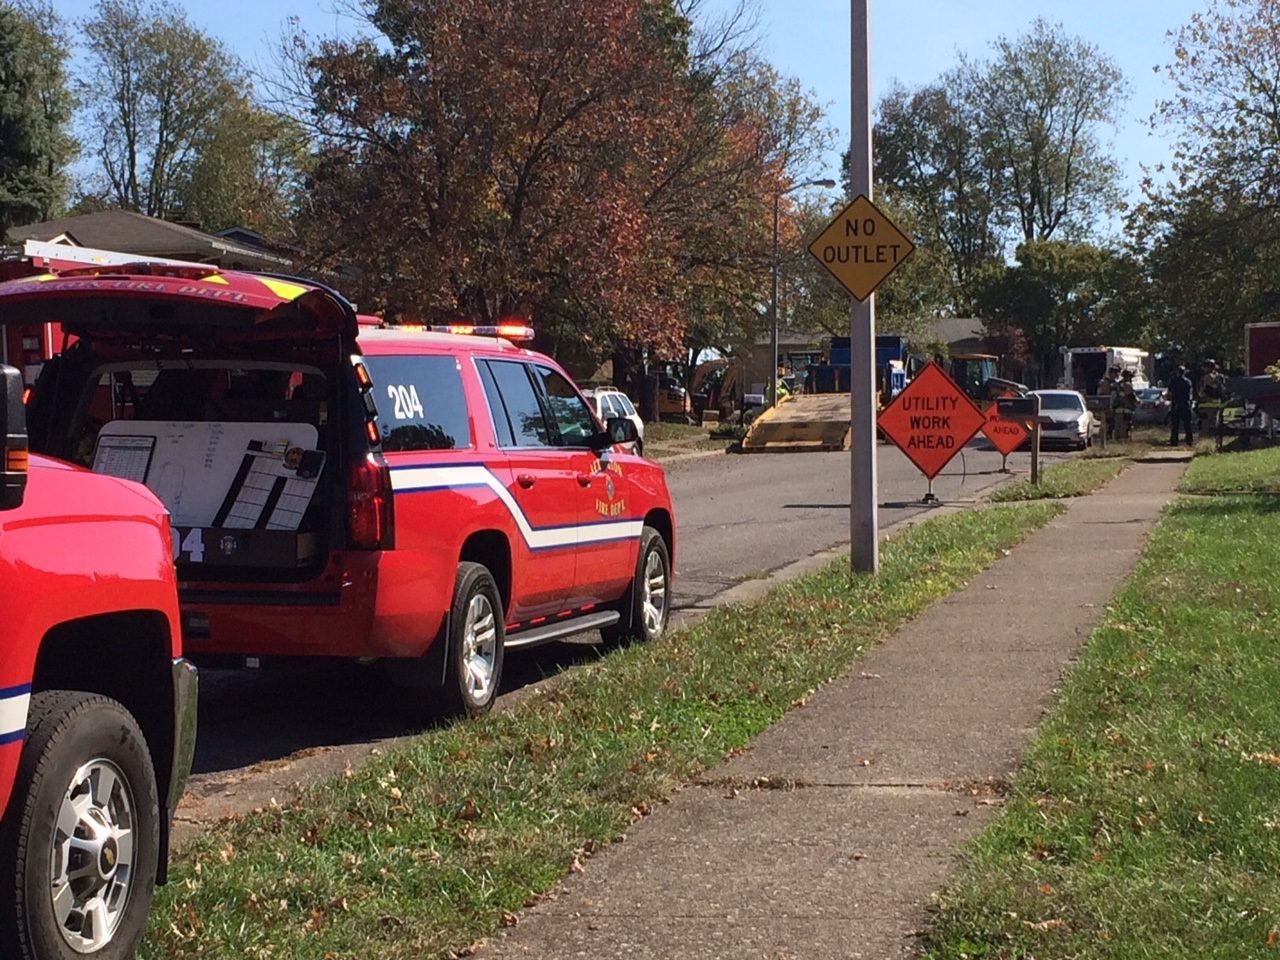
[{"x1": 1032, "y1": 389, "x2": 1094, "y2": 450}]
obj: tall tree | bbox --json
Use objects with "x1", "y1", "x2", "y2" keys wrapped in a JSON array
[
  {"x1": 79, "y1": 0, "x2": 244, "y2": 220},
  {"x1": 289, "y1": 0, "x2": 829, "y2": 369},
  {"x1": 0, "y1": 1, "x2": 75, "y2": 231},
  {"x1": 961, "y1": 18, "x2": 1128, "y2": 244},
  {"x1": 1134, "y1": 0, "x2": 1280, "y2": 367},
  {"x1": 874, "y1": 75, "x2": 1004, "y2": 313}
]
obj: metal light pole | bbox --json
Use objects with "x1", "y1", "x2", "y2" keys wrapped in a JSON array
[
  {"x1": 770, "y1": 178, "x2": 836, "y2": 407},
  {"x1": 849, "y1": 0, "x2": 877, "y2": 572}
]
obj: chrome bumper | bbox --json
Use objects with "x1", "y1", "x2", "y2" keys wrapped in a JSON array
[{"x1": 168, "y1": 658, "x2": 198, "y2": 817}]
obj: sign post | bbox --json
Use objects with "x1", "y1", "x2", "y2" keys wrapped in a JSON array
[
  {"x1": 876, "y1": 362, "x2": 987, "y2": 501},
  {"x1": 995, "y1": 394, "x2": 1044, "y2": 485}
]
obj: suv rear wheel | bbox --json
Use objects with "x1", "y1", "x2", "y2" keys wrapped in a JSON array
[
  {"x1": 438, "y1": 562, "x2": 506, "y2": 717},
  {"x1": 601, "y1": 525, "x2": 671, "y2": 646},
  {"x1": 0, "y1": 691, "x2": 159, "y2": 960}
]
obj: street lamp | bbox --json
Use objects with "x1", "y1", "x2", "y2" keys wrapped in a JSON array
[{"x1": 771, "y1": 177, "x2": 837, "y2": 407}]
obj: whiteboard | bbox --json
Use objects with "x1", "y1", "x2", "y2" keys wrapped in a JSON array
[{"x1": 93, "y1": 421, "x2": 320, "y2": 528}]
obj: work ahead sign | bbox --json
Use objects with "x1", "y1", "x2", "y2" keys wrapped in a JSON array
[
  {"x1": 807, "y1": 194, "x2": 914, "y2": 301},
  {"x1": 876, "y1": 362, "x2": 986, "y2": 479},
  {"x1": 982, "y1": 390, "x2": 1030, "y2": 457}
]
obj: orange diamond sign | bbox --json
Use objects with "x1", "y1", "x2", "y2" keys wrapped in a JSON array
[
  {"x1": 877, "y1": 362, "x2": 986, "y2": 480},
  {"x1": 981, "y1": 390, "x2": 1030, "y2": 457},
  {"x1": 807, "y1": 194, "x2": 915, "y2": 301}
]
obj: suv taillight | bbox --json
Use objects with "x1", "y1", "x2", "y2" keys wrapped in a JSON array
[{"x1": 347, "y1": 453, "x2": 394, "y2": 549}]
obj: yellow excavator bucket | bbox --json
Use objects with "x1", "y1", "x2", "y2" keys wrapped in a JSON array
[{"x1": 741, "y1": 394, "x2": 852, "y2": 453}]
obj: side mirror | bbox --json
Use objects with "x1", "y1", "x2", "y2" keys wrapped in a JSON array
[
  {"x1": 607, "y1": 416, "x2": 639, "y2": 445},
  {"x1": 588, "y1": 415, "x2": 639, "y2": 451},
  {"x1": 1, "y1": 364, "x2": 28, "y2": 511}
]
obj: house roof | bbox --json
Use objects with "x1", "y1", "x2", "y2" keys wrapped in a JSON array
[{"x1": 6, "y1": 209, "x2": 293, "y2": 272}]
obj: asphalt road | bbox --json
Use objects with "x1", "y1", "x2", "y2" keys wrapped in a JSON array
[
  {"x1": 185, "y1": 439, "x2": 1071, "y2": 783},
  {"x1": 664, "y1": 440, "x2": 1069, "y2": 618}
]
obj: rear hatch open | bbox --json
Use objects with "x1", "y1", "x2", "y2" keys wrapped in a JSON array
[{"x1": 4, "y1": 265, "x2": 359, "y2": 582}]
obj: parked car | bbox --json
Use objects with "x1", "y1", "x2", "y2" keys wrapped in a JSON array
[
  {"x1": 7, "y1": 264, "x2": 675, "y2": 720},
  {"x1": 582, "y1": 387, "x2": 644, "y2": 455},
  {"x1": 1032, "y1": 389, "x2": 1094, "y2": 450},
  {"x1": 1133, "y1": 386, "x2": 1170, "y2": 425},
  {"x1": 0, "y1": 364, "x2": 196, "y2": 960}
]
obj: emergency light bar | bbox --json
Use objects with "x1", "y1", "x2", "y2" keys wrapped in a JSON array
[{"x1": 428, "y1": 323, "x2": 535, "y2": 342}]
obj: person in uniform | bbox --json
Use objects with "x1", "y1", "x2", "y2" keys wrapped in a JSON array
[
  {"x1": 1167, "y1": 364, "x2": 1195, "y2": 446},
  {"x1": 1114, "y1": 369, "x2": 1138, "y2": 440},
  {"x1": 1198, "y1": 359, "x2": 1228, "y2": 435},
  {"x1": 1098, "y1": 365, "x2": 1119, "y2": 439}
]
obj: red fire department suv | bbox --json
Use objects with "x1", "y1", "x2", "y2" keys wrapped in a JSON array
[
  {"x1": 4, "y1": 264, "x2": 674, "y2": 717},
  {"x1": 0, "y1": 363, "x2": 197, "y2": 959}
]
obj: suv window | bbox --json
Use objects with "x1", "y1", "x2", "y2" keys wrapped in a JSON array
[
  {"x1": 483, "y1": 360, "x2": 552, "y2": 448},
  {"x1": 615, "y1": 393, "x2": 637, "y2": 416},
  {"x1": 597, "y1": 393, "x2": 618, "y2": 419},
  {"x1": 364, "y1": 356, "x2": 471, "y2": 451},
  {"x1": 533, "y1": 366, "x2": 597, "y2": 447}
]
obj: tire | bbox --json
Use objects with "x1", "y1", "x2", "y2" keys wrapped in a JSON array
[
  {"x1": 436, "y1": 562, "x2": 506, "y2": 718},
  {"x1": 634, "y1": 438, "x2": 644, "y2": 458},
  {"x1": 601, "y1": 526, "x2": 672, "y2": 646},
  {"x1": 0, "y1": 691, "x2": 160, "y2": 960}
]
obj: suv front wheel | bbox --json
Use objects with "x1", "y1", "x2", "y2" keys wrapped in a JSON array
[{"x1": 0, "y1": 691, "x2": 160, "y2": 960}]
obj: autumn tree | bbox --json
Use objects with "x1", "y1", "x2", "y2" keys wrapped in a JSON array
[
  {"x1": 673, "y1": 55, "x2": 833, "y2": 380},
  {"x1": 177, "y1": 102, "x2": 311, "y2": 236},
  {"x1": 288, "y1": 0, "x2": 829, "y2": 397},
  {"x1": 0, "y1": 1, "x2": 75, "y2": 231}
]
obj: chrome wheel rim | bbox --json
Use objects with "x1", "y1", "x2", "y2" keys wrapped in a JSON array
[
  {"x1": 462, "y1": 592, "x2": 499, "y2": 702},
  {"x1": 50, "y1": 759, "x2": 137, "y2": 954},
  {"x1": 640, "y1": 548, "x2": 668, "y2": 637}
]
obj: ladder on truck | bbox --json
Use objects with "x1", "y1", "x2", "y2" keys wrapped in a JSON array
[{"x1": 16, "y1": 239, "x2": 209, "y2": 272}]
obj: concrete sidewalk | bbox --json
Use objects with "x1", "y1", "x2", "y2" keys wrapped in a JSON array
[{"x1": 475, "y1": 462, "x2": 1186, "y2": 960}]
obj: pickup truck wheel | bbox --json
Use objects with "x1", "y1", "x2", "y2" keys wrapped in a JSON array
[
  {"x1": 0, "y1": 691, "x2": 159, "y2": 960},
  {"x1": 601, "y1": 526, "x2": 671, "y2": 646},
  {"x1": 439, "y1": 562, "x2": 506, "y2": 718}
]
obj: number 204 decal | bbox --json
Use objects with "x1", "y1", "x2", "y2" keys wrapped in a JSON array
[{"x1": 387, "y1": 384, "x2": 425, "y2": 420}]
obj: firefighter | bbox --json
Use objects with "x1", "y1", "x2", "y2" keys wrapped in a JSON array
[
  {"x1": 1114, "y1": 369, "x2": 1138, "y2": 440},
  {"x1": 1167, "y1": 364, "x2": 1195, "y2": 446},
  {"x1": 1198, "y1": 359, "x2": 1227, "y2": 435},
  {"x1": 1098, "y1": 365, "x2": 1120, "y2": 439}
]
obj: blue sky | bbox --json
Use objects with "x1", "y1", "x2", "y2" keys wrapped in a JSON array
[{"x1": 57, "y1": 0, "x2": 1206, "y2": 212}]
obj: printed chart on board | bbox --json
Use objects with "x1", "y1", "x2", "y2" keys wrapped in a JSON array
[{"x1": 93, "y1": 421, "x2": 324, "y2": 530}]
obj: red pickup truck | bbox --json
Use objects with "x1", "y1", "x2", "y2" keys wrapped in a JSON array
[{"x1": 0, "y1": 363, "x2": 197, "y2": 959}]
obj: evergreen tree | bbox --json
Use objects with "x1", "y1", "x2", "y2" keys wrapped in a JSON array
[{"x1": 0, "y1": 1, "x2": 75, "y2": 232}]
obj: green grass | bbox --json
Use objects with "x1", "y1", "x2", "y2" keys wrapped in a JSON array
[
  {"x1": 642, "y1": 421, "x2": 709, "y2": 442},
  {"x1": 924, "y1": 493, "x2": 1280, "y2": 959},
  {"x1": 139, "y1": 502, "x2": 1062, "y2": 960},
  {"x1": 990, "y1": 457, "x2": 1130, "y2": 502},
  {"x1": 1180, "y1": 445, "x2": 1280, "y2": 495}
]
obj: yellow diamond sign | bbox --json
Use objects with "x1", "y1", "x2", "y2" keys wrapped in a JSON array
[{"x1": 807, "y1": 194, "x2": 914, "y2": 301}]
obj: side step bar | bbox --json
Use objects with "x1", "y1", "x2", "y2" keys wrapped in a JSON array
[{"x1": 505, "y1": 610, "x2": 621, "y2": 650}]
